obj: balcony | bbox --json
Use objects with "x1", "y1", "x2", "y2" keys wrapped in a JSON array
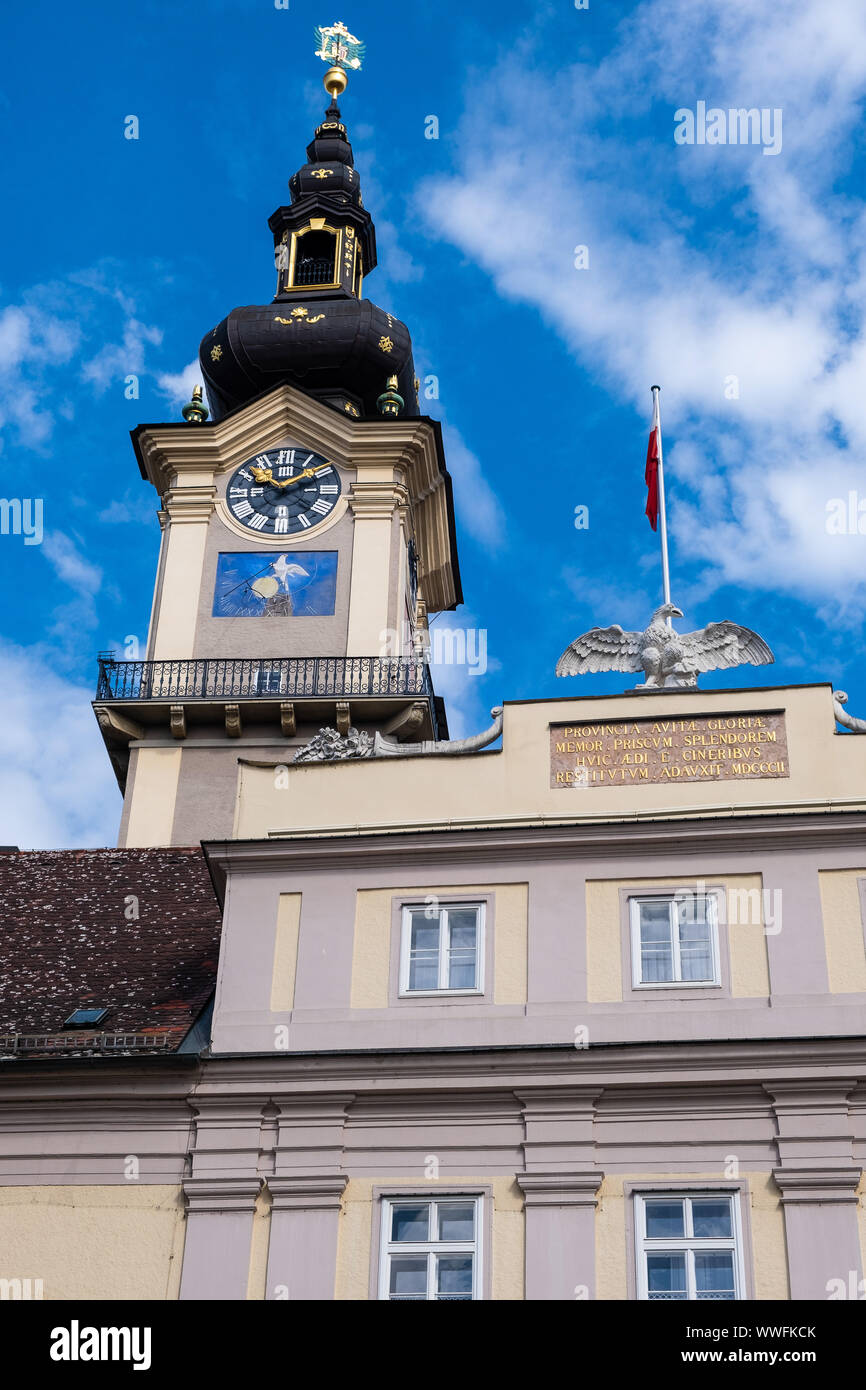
[
  {"x1": 96, "y1": 655, "x2": 436, "y2": 704},
  {"x1": 94, "y1": 655, "x2": 444, "y2": 789}
]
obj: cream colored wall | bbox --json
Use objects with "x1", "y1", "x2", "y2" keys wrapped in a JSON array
[
  {"x1": 120, "y1": 748, "x2": 183, "y2": 848},
  {"x1": 345, "y1": 501, "x2": 396, "y2": 656},
  {"x1": 596, "y1": 1172, "x2": 789, "y2": 1300},
  {"x1": 271, "y1": 893, "x2": 302, "y2": 1011},
  {"x1": 151, "y1": 513, "x2": 210, "y2": 660},
  {"x1": 237, "y1": 685, "x2": 866, "y2": 841},
  {"x1": 334, "y1": 1176, "x2": 524, "y2": 1300},
  {"x1": 0, "y1": 1185, "x2": 185, "y2": 1301},
  {"x1": 350, "y1": 883, "x2": 529, "y2": 1009},
  {"x1": 586, "y1": 875, "x2": 771, "y2": 1003},
  {"x1": 819, "y1": 869, "x2": 866, "y2": 993}
]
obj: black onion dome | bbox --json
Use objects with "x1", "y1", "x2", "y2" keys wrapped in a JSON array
[{"x1": 200, "y1": 98, "x2": 418, "y2": 423}]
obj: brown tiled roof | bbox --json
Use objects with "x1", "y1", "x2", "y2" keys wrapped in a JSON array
[{"x1": 0, "y1": 847, "x2": 221, "y2": 1056}]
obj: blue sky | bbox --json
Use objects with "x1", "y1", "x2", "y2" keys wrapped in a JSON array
[{"x1": 2, "y1": 0, "x2": 866, "y2": 846}]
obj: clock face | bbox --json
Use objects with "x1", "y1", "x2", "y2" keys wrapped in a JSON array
[{"x1": 226, "y1": 448, "x2": 342, "y2": 536}]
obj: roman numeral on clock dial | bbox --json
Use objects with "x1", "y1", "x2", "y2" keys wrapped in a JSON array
[{"x1": 226, "y1": 448, "x2": 343, "y2": 537}]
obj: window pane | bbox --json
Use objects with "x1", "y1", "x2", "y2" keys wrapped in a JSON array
[
  {"x1": 678, "y1": 916, "x2": 713, "y2": 981},
  {"x1": 448, "y1": 954, "x2": 477, "y2": 989},
  {"x1": 676, "y1": 892, "x2": 710, "y2": 925},
  {"x1": 638, "y1": 900, "x2": 672, "y2": 930},
  {"x1": 408, "y1": 954, "x2": 439, "y2": 991},
  {"x1": 639, "y1": 934, "x2": 674, "y2": 982},
  {"x1": 695, "y1": 1251, "x2": 736, "y2": 1300},
  {"x1": 692, "y1": 1199, "x2": 732, "y2": 1239},
  {"x1": 637, "y1": 901, "x2": 674, "y2": 983},
  {"x1": 447, "y1": 912, "x2": 477, "y2": 990},
  {"x1": 408, "y1": 912, "x2": 442, "y2": 991},
  {"x1": 646, "y1": 1252, "x2": 687, "y2": 1299},
  {"x1": 436, "y1": 1256, "x2": 473, "y2": 1300},
  {"x1": 448, "y1": 910, "x2": 479, "y2": 945},
  {"x1": 437, "y1": 1202, "x2": 475, "y2": 1242},
  {"x1": 389, "y1": 1256, "x2": 428, "y2": 1300},
  {"x1": 391, "y1": 1204, "x2": 430, "y2": 1242},
  {"x1": 645, "y1": 1200, "x2": 685, "y2": 1239},
  {"x1": 409, "y1": 914, "x2": 440, "y2": 951}
]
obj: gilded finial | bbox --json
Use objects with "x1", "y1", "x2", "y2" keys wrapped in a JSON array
[
  {"x1": 314, "y1": 20, "x2": 365, "y2": 100},
  {"x1": 182, "y1": 384, "x2": 209, "y2": 424},
  {"x1": 377, "y1": 374, "x2": 404, "y2": 418}
]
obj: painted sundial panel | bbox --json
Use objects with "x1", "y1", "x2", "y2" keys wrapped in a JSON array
[{"x1": 212, "y1": 551, "x2": 338, "y2": 617}]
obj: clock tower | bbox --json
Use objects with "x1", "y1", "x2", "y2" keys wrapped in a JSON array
[{"x1": 94, "y1": 30, "x2": 463, "y2": 847}]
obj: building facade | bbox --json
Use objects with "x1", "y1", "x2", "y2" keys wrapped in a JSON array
[{"x1": 2, "y1": 63, "x2": 866, "y2": 1305}]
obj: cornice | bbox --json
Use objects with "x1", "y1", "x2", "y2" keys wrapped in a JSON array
[
  {"x1": 190, "y1": 1036, "x2": 866, "y2": 1094},
  {"x1": 133, "y1": 384, "x2": 442, "y2": 503},
  {"x1": 182, "y1": 1176, "x2": 262, "y2": 1212},
  {"x1": 203, "y1": 809, "x2": 866, "y2": 878},
  {"x1": 266, "y1": 1174, "x2": 348, "y2": 1210},
  {"x1": 516, "y1": 1171, "x2": 603, "y2": 1206},
  {"x1": 2, "y1": 1039, "x2": 866, "y2": 1108},
  {"x1": 772, "y1": 1166, "x2": 862, "y2": 1202}
]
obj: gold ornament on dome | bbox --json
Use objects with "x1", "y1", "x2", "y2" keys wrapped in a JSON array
[
  {"x1": 378, "y1": 336, "x2": 394, "y2": 353},
  {"x1": 311, "y1": 169, "x2": 334, "y2": 179},
  {"x1": 210, "y1": 345, "x2": 223, "y2": 361},
  {"x1": 274, "y1": 313, "x2": 326, "y2": 326}
]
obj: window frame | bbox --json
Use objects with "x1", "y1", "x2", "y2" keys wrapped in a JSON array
[
  {"x1": 398, "y1": 901, "x2": 486, "y2": 998},
  {"x1": 633, "y1": 1190, "x2": 747, "y2": 1302},
  {"x1": 254, "y1": 665, "x2": 286, "y2": 696},
  {"x1": 625, "y1": 887, "x2": 726, "y2": 994},
  {"x1": 285, "y1": 222, "x2": 344, "y2": 293},
  {"x1": 376, "y1": 1193, "x2": 485, "y2": 1302}
]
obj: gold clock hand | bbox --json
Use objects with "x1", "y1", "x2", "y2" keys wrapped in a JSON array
[
  {"x1": 247, "y1": 464, "x2": 318, "y2": 489},
  {"x1": 275, "y1": 467, "x2": 316, "y2": 488}
]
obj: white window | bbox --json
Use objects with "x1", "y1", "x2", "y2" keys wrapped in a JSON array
[
  {"x1": 635, "y1": 1193, "x2": 744, "y2": 1300},
  {"x1": 255, "y1": 667, "x2": 285, "y2": 696},
  {"x1": 630, "y1": 893, "x2": 719, "y2": 988},
  {"x1": 379, "y1": 1196, "x2": 482, "y2": 1300},
  {"x1": 399, "y1": 903, "x2": 484, "y2": 995}
]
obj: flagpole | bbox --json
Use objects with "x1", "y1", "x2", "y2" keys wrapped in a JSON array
[{"x1": 651, "y1": 384, "x2": 673, "y2": 626}]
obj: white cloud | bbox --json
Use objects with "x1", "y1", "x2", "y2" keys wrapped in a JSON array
[
  {"x1": 157, "y1": 357, "x2": 202, "y2": 406},
  {"x1": 42, "y1": 532, "x2": 102, "y2": 596},
  {"x1": 0, "y1": 273, "x2": 163, "y2": 449},
  {"x1": 81, "y1": 317, "x2": 163, "y2": 393},
  {"x1": 0, "y1": 640, "x2": 120, "y2": 848},
  {"x1": 440, "y1": 424, "x2": 506, "y2": 551},
  {"x1": 419, "y1": 0, "x2": 866, "y2": 617}
]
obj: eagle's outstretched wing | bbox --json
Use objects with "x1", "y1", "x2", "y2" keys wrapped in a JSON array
[
  {"x1": 556, "y1": 625, "x2": 644, "y2": 677},
  {"x1": 678, "y1": 621, "x2": 774, "y2": 674}
]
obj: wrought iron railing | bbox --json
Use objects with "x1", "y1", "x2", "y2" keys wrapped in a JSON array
[
  {"x1": 96, "y1": 656, "x2": 435, "y2": 704},
  {"x1": 0, "y1": 1032, "x2": 173, "y2": 1055}
]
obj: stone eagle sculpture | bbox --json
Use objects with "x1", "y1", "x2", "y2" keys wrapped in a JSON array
[{"x1": 556, "y1": 603, "x2": 774, "y2": 691}]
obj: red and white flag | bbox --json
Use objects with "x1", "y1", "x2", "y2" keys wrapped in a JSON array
[{"x1": 645, "y1": 393, "x2": 660, "y2": 531}]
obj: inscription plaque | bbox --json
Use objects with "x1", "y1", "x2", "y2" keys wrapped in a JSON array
[{"x1": 550, "y1": 712, "x2": 789, "y2": 788}]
